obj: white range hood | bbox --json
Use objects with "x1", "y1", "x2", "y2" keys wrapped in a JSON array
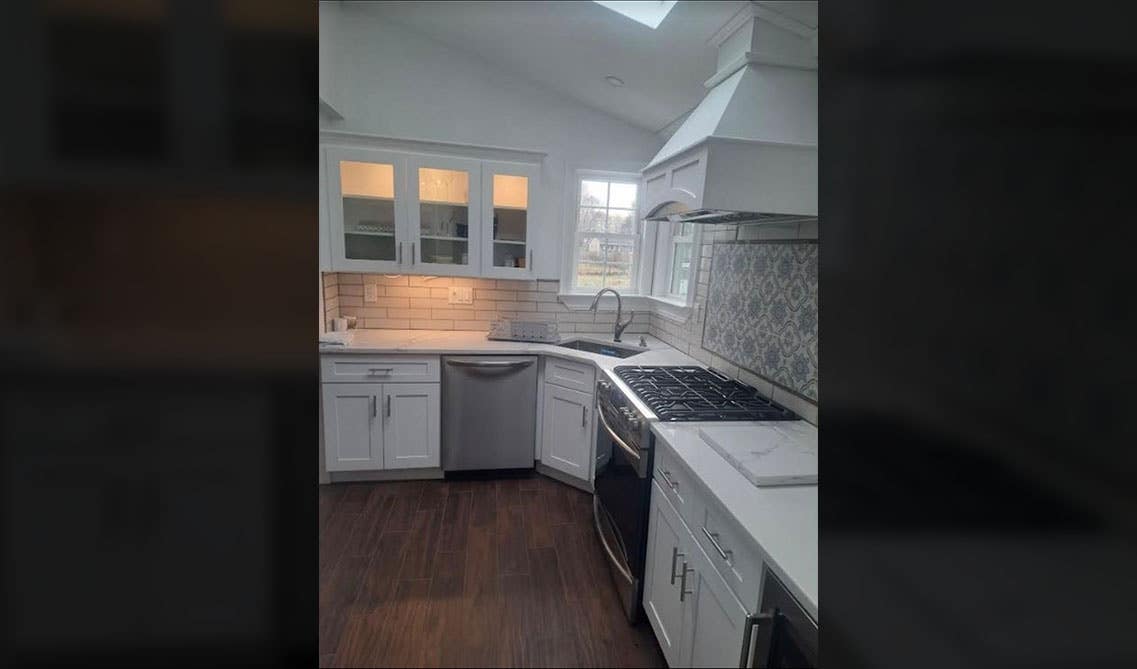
[{"x1": 642, "y1": 3, "x2": 817, "y2": 225}]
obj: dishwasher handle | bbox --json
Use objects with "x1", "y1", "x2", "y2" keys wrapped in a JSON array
[{"x1": 445, "y1": 358, "x2": 534, "y2": 369}]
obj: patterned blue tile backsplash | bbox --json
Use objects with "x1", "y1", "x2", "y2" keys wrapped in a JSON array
[{"x1": 703, "y1": 241, "x2": 818, "y2": 401}]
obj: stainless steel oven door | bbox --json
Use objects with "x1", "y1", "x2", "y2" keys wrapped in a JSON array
[{"x1": 592, "y1": 399, "x2": 651, "y2": 622}]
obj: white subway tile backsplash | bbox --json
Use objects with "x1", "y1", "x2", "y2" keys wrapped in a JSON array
[
  {"x1": 475, "y1": 289, "x2": 517, "y2": 301},
  {"x1": 454, "y1": 320, "x2": 491, "y2": 331},
  {"x1": 386, "y1": 286, "x2": 430, "y2": 298},
  {"x1": 411, "y1": 319, "x2": 451, "y2": 330}
]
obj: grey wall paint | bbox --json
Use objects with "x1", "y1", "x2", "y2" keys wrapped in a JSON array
[{"x1": 703, "y1": 241, "x2": 819, "y2": 402}]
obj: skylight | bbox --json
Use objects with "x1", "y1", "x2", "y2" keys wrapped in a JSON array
[{"x1": 592, "y1": 1, "x2": 678, "y2": 30}]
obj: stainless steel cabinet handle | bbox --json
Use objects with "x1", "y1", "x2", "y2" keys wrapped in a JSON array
[
  {"x1": 398, "y1": 242, "x2": 403, "y2": 264},
  {"x1": 529, "y1": 249, "x2": 533, "y2": 271},
  {"x1": 702, "y1": 526, "x2": 733, "y2": 561},
  {"x1": 581, "y1": 405, "x2": 587, "y2": 427},
  {"x1": 368, "y1": 367, "x2": 393, "y2": 375},
  {"x1": 679, "y1": 561, "x2": 693, "y2": 601},
  {"x1": 371, "y1": 396, "x2": 377, "y2": 418},
  {"x1": 596, "y1": 400, "x2": 641, "y2": 464},
  {"x1": 385, "y1": 395, "x2": 391, "y2": 418},
  {"x1": 670, "y1": 546, "x2": 686, "y2": 585},
  {"x1": 661, "y1": 470, "x2": 678, "y2": 490},
  {"x1": 411, "y1": 242, "x2": 415, "y2": 265}
]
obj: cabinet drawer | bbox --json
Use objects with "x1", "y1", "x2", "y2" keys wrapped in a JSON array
[
  {"x1": 653, "y1": 442, "x2": 695, "y2": 522},
  {"x1": 693, "y1": 497, "x2": 763, "y2": 609},
  {"x1": 544, "y1": 356, "x2": 595, "y2": 393},
  {"x1": 321, "y1": 355, "x2": 440, "y2": 383}
]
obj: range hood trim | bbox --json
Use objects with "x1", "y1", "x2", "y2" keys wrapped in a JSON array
[{"x1": 642, "y1": 136, "x2": 817, "y2": 225}]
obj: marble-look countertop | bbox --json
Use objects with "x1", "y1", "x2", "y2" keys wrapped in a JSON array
[
  {"x1": 319, "y1": 329, "x2": 701, "y2": 420},
  {"x1": 652, "y1": 421, "x2": 819, "y2": 619},
  {"x1": 698, "y1": 422, "x2": 818, "y2": 487}
]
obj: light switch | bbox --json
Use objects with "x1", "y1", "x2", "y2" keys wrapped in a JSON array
[
  {"x1": 364, "y1": 284, "x2": 378, "y2": 302},
  {"x1": 448, "y1": 286, "x2": 473, "y2": 304}
]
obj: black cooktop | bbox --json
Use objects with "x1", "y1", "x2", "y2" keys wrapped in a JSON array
[{"x1": 614, "y1": 366, "x2": 798, "y2": 422}]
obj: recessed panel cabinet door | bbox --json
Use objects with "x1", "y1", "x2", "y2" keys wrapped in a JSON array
[
  {"x1": 643, "y1": 480, "x2": 687, "y2": 667},
  {"x1": 383, "y1": 383, "x2": 440, "y2": 469},
  {"x1": 321, "y1": 383, "x2": 383, "y2": 471},
  {"x1": 682, "y1": 540, "x2": 750, "y2": 668},
  {"x1": 540, "y1": 384, "x2": 593, "y2": 480}
]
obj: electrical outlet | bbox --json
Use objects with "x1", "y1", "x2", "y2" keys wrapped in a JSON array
[
  {"x1": 448, "y1": 286, "x2": 473, "y2": 305},
  {"x1": 364, "y1": 284, "x2": 378, "y2": 302}
]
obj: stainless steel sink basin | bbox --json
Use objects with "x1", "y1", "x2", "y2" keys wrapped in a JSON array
[{"x1": 556, "y1": 338, "x2": 646, "y2": 358}]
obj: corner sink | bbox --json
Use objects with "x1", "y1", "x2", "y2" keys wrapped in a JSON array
[{"x1": 556, "y1": 337, "x2": 646, "y2": 358}]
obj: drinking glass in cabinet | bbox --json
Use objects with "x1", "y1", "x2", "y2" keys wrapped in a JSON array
[
  {"x1": 340, "y1": 160, "x2": 397, "y2": 261},
  {"x1": 492, "y1": 173, "x2": 528, "y2": 267},
  {"x1": 419, "y1": 167, "x2": 471, "y2": 266}
]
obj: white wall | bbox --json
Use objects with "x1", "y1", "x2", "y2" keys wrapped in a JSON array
[{"x1": 319, "y1": 1, "x2": 663, "y2": 279}]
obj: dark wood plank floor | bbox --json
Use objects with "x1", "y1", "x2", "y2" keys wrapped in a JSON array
[{"x1": 319, "y1": 474, "x2": 665, "y2": 668}]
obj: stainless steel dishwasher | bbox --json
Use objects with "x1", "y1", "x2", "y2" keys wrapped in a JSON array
[{"x1": 441, "y1": 355, "x2": 538, "y2": 471}]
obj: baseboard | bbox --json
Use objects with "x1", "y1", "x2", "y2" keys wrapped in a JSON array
[
  {"x1": 327, "y1": 468, "x2": 444, "y2": 483},
  {"x1": 536, "y1": 462, "x2": 593, "y2": 493}
]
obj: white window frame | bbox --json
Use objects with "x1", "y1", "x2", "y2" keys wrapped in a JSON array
[
  {"x1": 648, "y1": 219, "x2": 701, "y2": 310},
  {"x1": 562, "y1": 169, "x2": 645, "y2": 297}
]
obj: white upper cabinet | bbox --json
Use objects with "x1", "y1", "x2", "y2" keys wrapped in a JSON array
[
  {"x1": 323, "y1": 142, "x2": 543, "y2": 279},
  {"x1": 407, "y1": 155, "x2": 483, "y2": 276},
  {"x1": 482, "y1": 161, "x2": 540, "y2": 279},
  {"x1": 326, "y1": 146, "x2": 410, "y2": 273}
]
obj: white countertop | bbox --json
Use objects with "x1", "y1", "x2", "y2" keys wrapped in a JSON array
[
  {"x1": 320, "y1": 328, "x2": 818, "y2": 616},
  {"x1": 652, "y1": 421, "x2": 819, "y2": 619},
  {"x1": 319, "y1": 329, "x2": 700, "y2": 420}
]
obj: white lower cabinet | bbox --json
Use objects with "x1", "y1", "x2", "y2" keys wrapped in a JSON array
[
  {"x1": 383, "y1": 383, "x2": 440, "y2": 469},
  {"x1": 321, "y1": 378, "x2": 440, "y2": 472},
  {"x1": 322, "y1": 383, "x2": 384, "y2": 471},
  {"x1": 540, "y1": 383, "x2": 594, "y2": 480},
  {"x1": 644, "y1": 479, "x2": 688, "y2": 666},
  {"x1": 644, "y1": 479, "x2": 753, "y2": 668},
  {"x1": 682, "y1": 541, "x2": 750, "y2": 668}
]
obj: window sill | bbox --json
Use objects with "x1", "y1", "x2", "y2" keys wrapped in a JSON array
[
  {"x1": 557, "y1": 292, "x2": 692, "y2": 320},
  {"x1": 558, "y1": 292, "x2": 652, "y2": 311},
  {"x1": 646, "y1": 295, "x2": 693, "y2": 322}
]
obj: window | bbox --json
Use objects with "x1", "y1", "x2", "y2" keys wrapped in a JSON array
[
  {"x1": 571, "y1": 176, "x2": 640, "y2": 291},
  {"x1": 667, "y1": 222, "x2": 695, "y2": 297}
]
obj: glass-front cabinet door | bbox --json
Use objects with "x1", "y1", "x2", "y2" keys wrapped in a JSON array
[
  {"x1": 326, "y1": 146, "x2": 409, "y2": 272},
  {"x1": 407, "y1": 155, "x2": 482, "y2": 276},
  {"x1": 481, "y1": 161, "x2": 539, "y2": 279}
]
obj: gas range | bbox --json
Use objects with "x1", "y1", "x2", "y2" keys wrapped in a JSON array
[
  {"x1": 591, "y1": 364, "x2": 798, "y2": 623},
  {"x1": 613, "y1": 365, "x2": 798, "y2": 422}
]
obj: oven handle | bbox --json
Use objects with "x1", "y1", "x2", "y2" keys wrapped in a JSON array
[
  {"x1": 593, "y1": 496, "x2": 633, "y2": 585},
  {"x1": 739, "y1": 611, "x2": 774, "y2": 668},
  {"x1": 595, "y1": 400, "x2": 642, "y2": 465}
]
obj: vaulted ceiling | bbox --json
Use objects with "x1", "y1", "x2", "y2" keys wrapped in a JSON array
[{"x1": 360, "y1": 1, "x2": 816, "y2": 139}]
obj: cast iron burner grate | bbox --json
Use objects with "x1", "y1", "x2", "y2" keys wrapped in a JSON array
[{"x1": 614, "y1": 366, "x2": 798, "y2": 422}]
